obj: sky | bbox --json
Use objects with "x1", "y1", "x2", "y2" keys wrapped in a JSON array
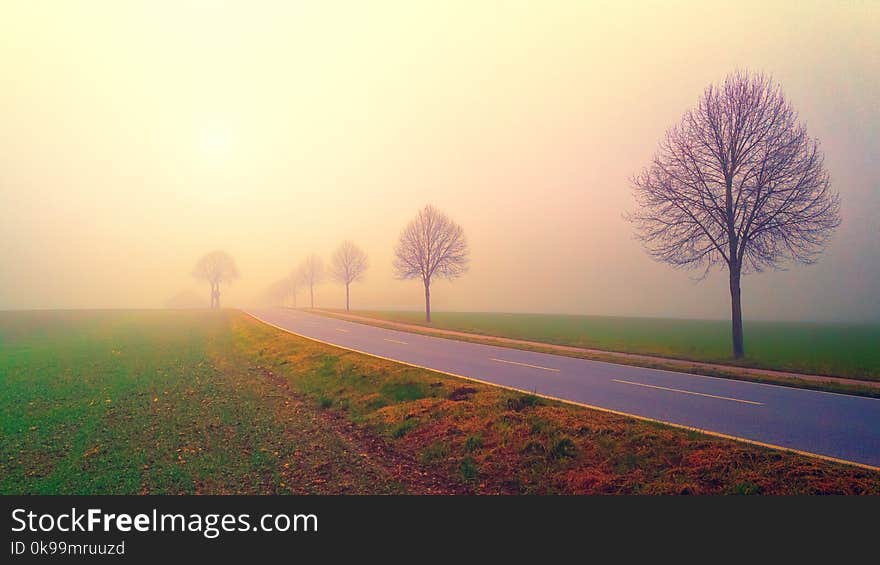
[{"x1": 1, "y1": 1, "x2": 878, "y2": 321}]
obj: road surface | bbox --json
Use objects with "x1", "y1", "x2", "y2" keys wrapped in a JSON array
[{"x1": 247, "y1": 308, "x2": 880, "y2": 468}]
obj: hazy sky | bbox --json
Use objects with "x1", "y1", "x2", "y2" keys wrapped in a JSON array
[{"x1": 1, "y1": 1, "x2": 878, "y2": 321}]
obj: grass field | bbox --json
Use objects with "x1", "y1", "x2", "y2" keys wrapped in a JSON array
[
  {"x1": 2, "y1": 310, "x2": 877, "y2": 495},
  {"x1": 340, "y1": 311, "x2": 880, "y2": 381}
]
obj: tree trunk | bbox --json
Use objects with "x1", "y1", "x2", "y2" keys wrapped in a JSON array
[
  {"x1": 724, "y1": 174, "x2": 743, "y2": 358},
  {"x1": 729, "y1": 265, "x2": 744, "y2": 358},
  {"x1": 424, "y1": 280, "x2": 431, "y2": 323},
  {"x1": 345, "y1": 283, "x2": 350, "y2": 312},
  {"x1": 310, "y1": 284, "x2": 314, "y2": 309}
]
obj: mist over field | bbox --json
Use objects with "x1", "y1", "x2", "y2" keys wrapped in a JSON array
[{"x1": 1, "y1": 1, "x2": 878, "y2": 322}]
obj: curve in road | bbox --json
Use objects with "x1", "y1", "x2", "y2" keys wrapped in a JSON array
[{"x1": 246, "y1": 308, "x2": 880, "y2": 469}]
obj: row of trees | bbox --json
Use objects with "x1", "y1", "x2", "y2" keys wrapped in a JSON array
[
  {"x1": 264, "y1": 242, "x2": 369, "y2": 311},
  {"x1": 193, "y1": 71, "x2": 841, "y2": 359},
  {"x1": 195, "y1": 204, "x2": 471, "y2": 319},
  {"x1": 260, "y1": 205, "x2": 470, "y2": 319}
]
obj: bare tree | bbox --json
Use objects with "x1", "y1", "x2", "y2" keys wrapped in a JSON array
[
  {"x1": 331, "y1": 241, "x2": 369, "y2": 311},
  {"x1": 287, "y1": 267, "x2": 300, "y2": 309},
  {"x1": 393, "y1": 204, "x2": 469, "y2": 322},
  {"x1": 299, "y1": 254, "x2": 324, "y2": 309},
  {"x1": 192, "y1": 250, "x2": 239, "y2": 309},
  {"x1": 628, "y1": 71, "x2": 840, "y2": 358}
]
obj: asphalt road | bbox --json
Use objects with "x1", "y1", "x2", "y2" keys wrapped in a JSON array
[{"x1": 247, "y1": 308, "x2": 880, "y2": 468}]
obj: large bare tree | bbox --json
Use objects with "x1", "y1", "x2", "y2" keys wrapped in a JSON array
[
  {"x1": 393, "y1": 204, "x2": 469, "y2": 322},
  {"x1": 299, "y1": 254, "x2": 324, "y2": 309},
  {"x1": 192, "y1": 250, "x2": 239, "y2": 309},
  {"x1": 331, "y1": 240, "x2": 369, "y2": 311},
  {"x1": 628, "y1": 71, "x2": 840, "y2": 358}
]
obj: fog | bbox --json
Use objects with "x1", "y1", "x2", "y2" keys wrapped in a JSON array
[{"x1": 1, "y1": 1, "x2": 878, "y2": 321}]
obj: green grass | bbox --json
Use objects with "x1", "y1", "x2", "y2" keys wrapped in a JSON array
[
  {"x1": 0, "y1": 310, "x2": 403, "y2": 494},
  {"x1": 464, "y1": 434, "x2": 484, "y2": 452},
  {"x1": 459, "y1": 456, "x2": 479, "y2": 483},
  {"x1": 346, "y1": 311, "x2": 880, "y2": 381},
  {"x1": 390, "y1": 418, "x2": 420, "y2": 438}
]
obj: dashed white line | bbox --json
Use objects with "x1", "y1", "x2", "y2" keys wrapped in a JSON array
[
  {"x1": 490, "y1": 358, "x2": 560, "y2": 372},
  {"x1": 383, "y1": 338, "x2": 408, "y2": 345},
  {"x1": 335, "y1": 328, "x2": 350, "y2": 333},
  {"x1": 612, "y1": 379, "x2": 764, "y2": 405}
]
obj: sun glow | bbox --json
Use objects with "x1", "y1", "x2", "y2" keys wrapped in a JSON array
[{"x1": 198, "y1": 126, "x2": 234, "y2": 158}]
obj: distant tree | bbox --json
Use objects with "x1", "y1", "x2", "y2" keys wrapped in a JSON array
[
  {"x1": 393, "y1": 204, "x2": 469, "y2": 322},
  {"x1": 299, "y1": 254, "x2": 324, "y2": 309},
  {"x1": 287, "y1": 267, "x2": 300, "y2": 308},
  {"x1": 628, "y1": 71, "x2": 840, "y2": 358},
  {"x1": 331, "y1": 241, "x2": 369, "y2": 311},
  {"x1": 192, "y1": 250, "x2": 239, "y2": 309}
]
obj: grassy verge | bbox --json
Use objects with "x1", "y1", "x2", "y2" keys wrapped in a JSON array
[
  {"x1": 2, "y1": 310, "x2": 877, "y2": 495},
  {"x1": 325, "y1": 310, "x2": 880, "y2": 381}
]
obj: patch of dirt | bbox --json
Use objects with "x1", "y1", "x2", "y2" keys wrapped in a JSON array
[{"x1": 448, "y1": 387, "x2": 478, "y2": 401}]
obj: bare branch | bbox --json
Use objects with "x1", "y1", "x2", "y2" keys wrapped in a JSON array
[
  {"x1": 298, "y1": 254, "x2": 324, "y2": 287},
  {"x1": 192, "y1": 250, "x2": 238, "y2": 308},
  {"x1": 331, "y1": 241, "x2": 369, "y2": 286},
  {"x1": 297, "y1": 253, "x2": 324, "y2": 308},
  {"x1": 628, "y1": 70, "x2": 840, "y2": 275},
  {"x1": 627, "y1": 70, "x2": 840, "y2": 358},
  {"x1": 393, "y1": 205, "x2": 470, "y2": 285},
  {"x1": 192, "y1": 250, "x2": 239, "y2": 285}
]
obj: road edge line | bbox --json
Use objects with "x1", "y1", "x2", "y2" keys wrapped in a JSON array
[
  {"x1": 309, "y1": 309, "x2": 880, "y2": 401},
  {"x1": 242, "y1": 310, "x2": 880, "y2": 473}
]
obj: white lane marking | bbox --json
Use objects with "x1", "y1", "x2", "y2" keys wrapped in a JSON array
[
  {"x1": 244, "y1": 311, "x2": 879, "y2": 471},
  {"x1": 612, "y1": 379, "x2": 764, "y2": 406},
  {"x1": 490, "y1": 358, "x2": 560, "y2": 372},
  {"x1": 335, "y1": 328, "x2": 350, "y2": 333},
  {"x1": 383, "y1": 338, "x2": 408, "y2": 345}
]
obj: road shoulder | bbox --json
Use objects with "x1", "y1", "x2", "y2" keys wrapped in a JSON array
[{"x1": 310, "y1": 309, "x2": 880, "y2": 398}]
